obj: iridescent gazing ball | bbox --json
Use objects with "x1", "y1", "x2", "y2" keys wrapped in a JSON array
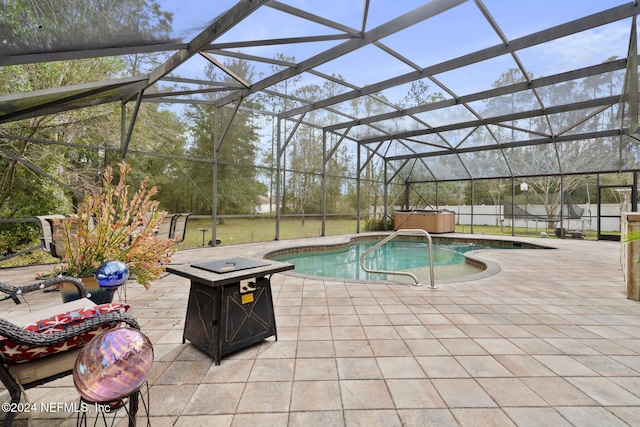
[
  {"x1": 95, "y1": 261, "x2": 129, "y2": 289},
  {"x1": 73, "y1": 327, "x2": 154, "y2": 403}
]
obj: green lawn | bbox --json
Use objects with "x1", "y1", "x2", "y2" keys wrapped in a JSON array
[
  {"x1": 176, "y1": 217, "x2": 598, "y2": 250},
  {"x1": 0, "y1": 217, "x2": 603, "y2": 269},
  {"x1": 177, "y1": 217, "x2": 360, "y2": 249}
]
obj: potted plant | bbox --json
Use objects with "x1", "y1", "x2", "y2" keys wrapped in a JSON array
[{"x1": 53, "y1": 162, "x2": 176, "y2": 303}]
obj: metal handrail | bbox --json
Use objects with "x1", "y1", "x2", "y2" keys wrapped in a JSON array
[{"x1": 359, "y1": 229, "x2": 436, "y2": 288}]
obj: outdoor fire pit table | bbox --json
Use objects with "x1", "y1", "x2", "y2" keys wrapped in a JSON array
[{"x1": 166, "y1": 258, "x2": 294, "y2": 365}]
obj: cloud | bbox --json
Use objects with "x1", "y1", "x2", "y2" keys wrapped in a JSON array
[{"x1": 518, "y1": 21, "x2": 630, "y2": 77}]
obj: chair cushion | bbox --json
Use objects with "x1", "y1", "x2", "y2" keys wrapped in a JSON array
[
  {"x1": 0, "y1": 303, "x2": 130, "y2": 364},
  {"x1": 7, "y1": 347, "x2": 82, "y2": 385},
  {"x1": 5, "y1": 298, "x2": 95, "y2": 326}
]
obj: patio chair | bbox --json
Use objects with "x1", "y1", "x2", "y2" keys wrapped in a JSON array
[
  {"x1": 35, "y1": 215, "x2": 96, "y2": 260},
  {"x1": 35, "y1": 215, "x2": 65, "y2": 259},
  {"x1": 169, "y1": 213, "x2": 191, "y2": 243},
  {"x1": 0, "y1": 276, "x2": 140, "y2": 427},
  {"x1": 155, "y1": 214, "x2": 177, "y2": 240}
]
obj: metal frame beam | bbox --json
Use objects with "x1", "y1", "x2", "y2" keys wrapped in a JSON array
[
  {"x1": 282, "y1": 3, "x2": 637, "y2": 120},
  {"x1": 0, "y1": 76, "x2": 147, "y2": 124},
  {"x1": 123, "y1": 0, "x2": 269, "y2": 103},
  {"x1": 215, "y1": 0, "x2": 468, "y2": 108},
  {"x1": 360, "y1": 94, "x2": 622, "y2": 147},
  {"x1": 324, "y1": 56, "x2": 626, "y2": 134},
  {"x1": 386, "y1": 128, "x2": 622, "y2": 162}
]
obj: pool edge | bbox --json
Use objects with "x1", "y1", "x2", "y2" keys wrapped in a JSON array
[{"x1": 262, "y1": 233, "x2": 555, "y2": 285}]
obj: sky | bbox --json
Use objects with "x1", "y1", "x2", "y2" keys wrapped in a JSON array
[
  {"x1": 145, "y1": 0, "x2": 636, "y2": 163},
  {"x1": 2, "y1": 0, "x2": 634, "y2": 183},
  {"x1": 155, "y1": 0, "x2": 633, "y2": 102}
]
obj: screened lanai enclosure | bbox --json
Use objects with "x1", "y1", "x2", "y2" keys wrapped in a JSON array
[{"x1": 2, "y1": 0, "x2": 640, "y2": 257}]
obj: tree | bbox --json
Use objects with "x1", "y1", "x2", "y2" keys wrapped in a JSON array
[
  {"x1": 349, "y1": 94, "x2": 393, "y2": 221},
  {"x1": 322, "y1": 78, "x2": 355, "y2": 215},
  {"x1": 0, "y1": 58, "x2": 125, "y2": 254},
  {"x1": 474, "y1": 179, "x2": 510, "y2": 225},
  {"x1": 399, "y1": 80, "x2": 445, "y2": 108},
  {"x1": 487, "y1": 66, "x2": 623, "y2": 227},
  {"x1": 183, "y1": 58, "x2": 265, "y2": 219},
  {"x1": 366, "y1": 80, "x2": 446, "y2": 217},
  {"x1": 125, "y1": 105, "x2": 189, "y2": 213},
  {"x1": 276, "y1": 76, "x2": 354, "y2": 224},
  {"x1": 285, "y1": 84, "x2": 323, "y2": 224},
  {"x1": 0, "y1": 0, "x2": 178, "y2": 255},
  {"x1": 0, "y1": 0, "x2": 173, "y2": 55}
]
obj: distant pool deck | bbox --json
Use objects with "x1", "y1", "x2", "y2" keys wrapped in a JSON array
[{"x1": 2, "y1": 233, "x2": 640, "y2": 426}]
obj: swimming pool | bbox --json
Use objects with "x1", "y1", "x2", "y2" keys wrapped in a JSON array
[{"x1": 267, "y1": 236, "x2": 544, "y2": 283}]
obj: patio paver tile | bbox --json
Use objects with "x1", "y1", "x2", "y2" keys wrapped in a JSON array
[
  {"x1": 248, "y1": 358, "x2": 295, "y2": 382},
  {"x1": 290, "y1": 380, "x2": 342, "y2": 411},
  {"x1": 565, "y1": 377, "x2": 640, "y2": 406},
  {"x1": 368, "y1": 339, "x2": 412, "y2": 357},
  {"x1": 396, "y1": 409, "x2": 459, "y2": 427},
  {"x1": 343, "y1": 410, "x2": 402, "y2": 427},
  {"x1": 555, "y1": 407, "x2": 629, "y2": 427},
  {"x1": 340, "y1": 380, "x2": 394, "y2": 410},
  {"x1": 202, "y1": 359, "x2": 254, "y2": 383},
  {"x1": 477, "y1": 378, "x2": 547, "y2": 406},
  {"x1": 502, "y1": 408, "x2": 572, "y2": 427},
  {"x1": 440, "y1": 338, "x2": 488, "y2": 355},
  {"x1": 474, "y1": 338, "x2": 526, "y2": 355},
  {"x1": 229, "y1": 413, "x2": 288, "y2": 427},
  {"x1": 521, "y1": 377, "x2": 596, "y2": 406},
  {"x1": 288, "y1": 411, "x2": 344, "y2": 427},
  {"x1": 456, "y1": 355, "x2": 514, "y2": 377},
  {"x1": 333, "y1": 339, "x2": 374, "y2": 357},
  {"x1": 449, "y1": 408, "x2": 515, "y2": 426},
  {"x1": 416, "y1": 355, "x2": 471, "y2": 378},
  {"x1": 336, "y1": 357, "x2": 382, "y2": 379},
  {"x1": 608, "y1": 406, "x2": 640, "y2": 426},
  {"x1": 386, "y1": 379, "x2": 446, "y2": 408},
  {"x1": 394, "y1": 324, "x2": 435, "y2": 339},
  {"x1": 236, "y1": 381, "x2": 292, "y2": 413},
  {"x1": 533, "y1": 355, "x2": 598, "y2": 376},
  {"x1": 294, "y1": 357, "x2": 339, "y2": 380},
  {"x1": 493, "y1": 355, "x2": 556, "y2": 377},
  {"x1": 331, "y1": 326, "x2": 367, "y2": 340},
  {"x1": 3, "y1": 236, "x2": 639, "y2": 426},
  {"x1": 154, "y1": 360, "x2": 212, "y2": 385},
  {"x1": 377, "y1": 356, "x2": 426, "y2": 378},
  {"x1": 573, "y1": 355, "x2": 640, "y2": 376},
  {"x1": 296, "y1": 339, "x2": 335, "y2": 358},
  {"x1": 176, "y1": 384, "x2": 235, "y2": 416},
  {"x1": 430, "y1": 378, "x2": 497, "y2": 408}
]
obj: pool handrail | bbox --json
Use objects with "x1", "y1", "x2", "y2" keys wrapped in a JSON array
[{"x1": 359, "y1": 229, "x2": 436, "y2": 289}]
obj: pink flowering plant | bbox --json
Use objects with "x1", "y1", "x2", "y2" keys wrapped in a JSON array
[{"x1": 53, "y1": 162, "x2": 175, "y2": 289}]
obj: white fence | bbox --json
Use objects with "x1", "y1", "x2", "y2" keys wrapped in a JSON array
[{"x1": 435, "y1": 204, "x2": 623, "y2": 232}]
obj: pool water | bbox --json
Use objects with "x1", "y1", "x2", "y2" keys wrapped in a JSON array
[{"x1": 271, "y1": 239, "x2": 513, "y2": 282}]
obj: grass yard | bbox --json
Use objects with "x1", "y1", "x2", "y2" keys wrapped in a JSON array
[
  {"x1": 177, "y1": 217, "x2": 360, "y2": 249},
  {"x1": 0, "y1": 216, "x2": 602, "y2": 269},
  {"x1": 177, "y1": 216, "x2": 597, "y2": 250}
]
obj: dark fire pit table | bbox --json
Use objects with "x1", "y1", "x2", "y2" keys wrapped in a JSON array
[{"x1": 166, "y1": 257, "x2": 294, "y2": 365}]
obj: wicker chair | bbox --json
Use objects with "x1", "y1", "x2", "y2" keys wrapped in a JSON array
[{"x1": 0, "y1": 276, "x2": 140, "y2": 427}]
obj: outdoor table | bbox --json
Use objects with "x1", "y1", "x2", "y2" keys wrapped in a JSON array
[
  {"x1": 166, "y1": 258, "x2": 294, "y2": 365},
  {"x1": 197, "y1": 227, "x2": 210, "y2": 246}
]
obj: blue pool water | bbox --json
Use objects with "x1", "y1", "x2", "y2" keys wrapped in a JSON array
[{"x1": 271, "y1": 239, "x2": 515, "y2": 281}]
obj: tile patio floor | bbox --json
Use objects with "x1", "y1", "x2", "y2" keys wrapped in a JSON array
[{"x1": 2, "y1": 233, "x2": 640, "y2": 426}]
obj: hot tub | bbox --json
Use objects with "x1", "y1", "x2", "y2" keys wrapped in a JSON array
[{"x1": 394, "y1": 209, "x2": 455, "y2": 233}]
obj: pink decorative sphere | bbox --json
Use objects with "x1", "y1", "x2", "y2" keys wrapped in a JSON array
[{"x1": 73, "y1": 327, "x2": 153, "y2": 403}]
